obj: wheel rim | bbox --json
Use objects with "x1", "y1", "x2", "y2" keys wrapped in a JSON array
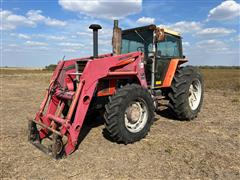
[
  {"x1": 124, "y1": 99, "x2": 148, "y2": 133},
  {"x1": 188, "y1": 79, "x2": 202, "y2": 110}
]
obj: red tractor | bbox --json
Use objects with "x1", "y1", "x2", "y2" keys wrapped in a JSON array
[{"x1": 28, "y1": 20, "x2": 204, "y2": 159}]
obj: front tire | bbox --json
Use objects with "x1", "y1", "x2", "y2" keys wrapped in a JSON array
[
  {"x1": 104, "y1": 84, "x2": 154, "y2": 144},
  {"x1": 168, "y1": 66, "x2": 204, "y2": 120}
]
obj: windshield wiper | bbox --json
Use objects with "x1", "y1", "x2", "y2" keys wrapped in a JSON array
[{"x1": 134, "y1": 30, "x2": 147, "y2": 43}]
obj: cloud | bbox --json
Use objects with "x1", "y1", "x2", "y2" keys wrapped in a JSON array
[
  {"x1": 34, "y1": 34, "x2": 67, "y2": 40},
  {"x1": 76, "y1": 31, "x2": 92, "y2": 37},
  {"x1": 19, "y1": 34, "x2": 31, "y2": 39},
  {"x1": 231, "y1": 35, "x2": 240, "y2": 42},
  {"x1": 59, "y1": 42, "x2": 84, "y2": 50},
  {"x1": 0, "y1": 10, "x2": 35, "y2": 30},
  {"x1": 46, "y1": 35, "x2": 66, "y2": 40},
  {"x1": 182, "y1": 42, "x2": 190, "y2": 52},
  {"x1": 27, "y1": 10, "x2": 67, "y2": 27},
  {"x1": 10, "y1": 33, "x2": 31, "y2": 39},
  {"x1": 62, "y1": 49, "x2": 77, "y2": 52},
  {"x1": 44, "y1": 17, "x2": 67, "y2": 27},
  {"x1": 159, "y1": 21, "x2": 202, "y2": 33},
  {"x1": 196, "y1": 27, "x2": 236, "y2": 37},
  {"x1": 8, "y1": 44, "x2": 19, "y2": 47},
  {"x1": 10, "y1": 33, "x2": 66, "y2": 41},
  {"x1": 207, "y1": 0, "x2": 240, "y2": 21},
  {"x1": 196, "y1": 39, "x2": 229, "y2": 52},
  {"x1": 136, "y1": 17, "x2": 155, "y2": 25},
  {"x1": 26, "y1": 10, "x2": 45, "y2": 21},
  {"x1": 0, "y1": 9, "x2": 66, "y2": 31},
  {"x1": 182, "y1": 42, "x2": 190, "y2": 47},
  {"x1": 25, "y1": 41, "x2": 48, "y2": 46},
  {"x1": 58, "y1": 0, "x2": 142, "y2": 19},
  {"x1": 59, "y1": 42, "x2": 83, "y2": 47},
  {"x1": 197, "y1": 39, "x2": 224, "y2": 47}
]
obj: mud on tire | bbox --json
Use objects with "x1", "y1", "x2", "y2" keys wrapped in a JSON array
[
  {"x1": 104, "y1": 84, "x2": 154, "y2": 144},
  {"x1": 168, "y1": 66, "x2": 204, "y2": 120}
]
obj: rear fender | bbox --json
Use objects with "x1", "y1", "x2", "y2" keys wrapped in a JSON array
[{"x1": 161, "y1": 59, "x2": 188, "y2": 87}]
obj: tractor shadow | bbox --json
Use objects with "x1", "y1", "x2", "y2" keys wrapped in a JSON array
[
  {"x1": 155, "y1": 107, "x2": 178, "y2": 121},
  {"x1": 74, "y1": 113, "x2": 123, "y2": 145},
  {"x1": 75, "y1": 107, "x2": 179, "y2": 150},
  {"x1": 75, "y1": 111, "x2": 105, "y2": 149}
]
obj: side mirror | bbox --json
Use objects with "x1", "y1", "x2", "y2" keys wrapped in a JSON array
[{"x1": 155, "y1": 28, "x2": 165, "y2": 42}]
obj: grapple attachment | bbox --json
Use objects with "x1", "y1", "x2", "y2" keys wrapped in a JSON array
[
  {"x1": 28, "y1": 119, "x2": 64, "y2": 159},
  {"x1": 28, "y1": 59, "x2": 88, "y2": 159}
]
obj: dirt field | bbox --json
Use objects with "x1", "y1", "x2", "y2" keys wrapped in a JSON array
[{"x1": 0, "y1": 69, "x2": 240, "y2": 179}]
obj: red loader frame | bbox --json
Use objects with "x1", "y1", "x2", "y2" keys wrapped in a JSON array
[{"x1": 29, "y1": 52, "x2": 147, "y2": 157}]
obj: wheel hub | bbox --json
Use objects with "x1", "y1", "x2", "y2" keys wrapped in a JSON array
[
  {"x1": 126, "y1": 103, "x2": 141, "y2": 123},
  {"x1": 124, "y1": 100, "x2": 148, "y2": 133}
]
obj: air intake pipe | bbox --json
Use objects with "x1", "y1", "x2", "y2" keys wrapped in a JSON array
[{"x1": 89, "y1": 24, "x2": 102, "y2": 58}]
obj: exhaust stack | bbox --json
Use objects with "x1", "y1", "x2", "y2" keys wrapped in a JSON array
[
  {"x1": 89, "y1": 24, "x2": 102, "y2": 58},
  {"x1": 112, "y1": 20, "x2": 122, "y2": 55}
]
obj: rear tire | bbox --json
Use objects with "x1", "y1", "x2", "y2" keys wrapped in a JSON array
[
  {"x1": 104, "y1": 84, "x2": 154, "y2": 144},
  {"x1": 168, "y1": 66, "x2": 204, "y2": 120}
]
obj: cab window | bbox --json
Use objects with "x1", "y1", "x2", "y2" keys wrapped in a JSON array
[
  {"x1": 121, "y1": 30, "x2": 153, "y2": 55},
  {"x1": 157, "y1": 34, "x2": 181, "y2": 58}
]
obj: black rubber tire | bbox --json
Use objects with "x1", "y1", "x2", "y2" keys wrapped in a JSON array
[
  {"x1": 104, "y1": 84, "x2": 154, "y2": 144},
  {"x1": 168, "y1": 66, "x2": 204, "y2": 120}
]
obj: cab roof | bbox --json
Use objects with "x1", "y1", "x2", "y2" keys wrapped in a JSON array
[{"x1": 122, "y1": 24, "x2": 181, "y2": 37}]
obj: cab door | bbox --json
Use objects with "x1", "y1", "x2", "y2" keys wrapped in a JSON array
[{"x1": 154, "y1": 34, "x2": 182, "y2": 87}]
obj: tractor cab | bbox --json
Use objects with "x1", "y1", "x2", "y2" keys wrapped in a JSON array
[{"x1": 120, "y1": 24, "x2": 184, "y2": 88}]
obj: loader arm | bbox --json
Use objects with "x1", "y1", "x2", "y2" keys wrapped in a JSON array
[{"x1": 29, "y1": 51, "x2": 147, "y2": 156}]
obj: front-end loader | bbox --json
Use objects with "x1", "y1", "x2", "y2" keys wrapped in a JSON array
[{"x1": 28, "y1": 20, "x2": 204, "y2": 159}]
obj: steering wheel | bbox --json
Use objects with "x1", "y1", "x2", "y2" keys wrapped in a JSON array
[{"x1": 137, "y1": 47, "x2": 144, "y2": 52}]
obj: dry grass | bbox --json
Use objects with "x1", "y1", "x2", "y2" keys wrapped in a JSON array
[
  {"x1": 1, "y1": 67, "x2": 240, "y2": 91},
  {"x1": 0, "y1": 67, "x2": 240, "y2": 179},
  {"x1": 200, "y1": 68, "x2": 240, "y2": 91},
  {"x1": 0, "y1": 68, "x2": 51, "y2": 75}
]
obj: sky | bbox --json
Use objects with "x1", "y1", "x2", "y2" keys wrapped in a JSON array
[{"x1": 1, "y1": 0, "x2": 240, "y2": 67}]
